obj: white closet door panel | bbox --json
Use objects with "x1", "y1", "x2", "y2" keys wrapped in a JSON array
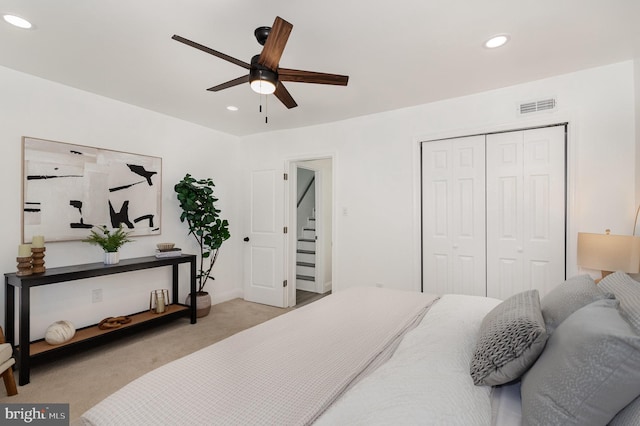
[
  {"x1": 452, "y1": 138, "x2": 486, "y2": 296},
  {"x1": 487, "y1": 132, "x2": 524, "y2": 299},
  {"x1": 486, "y1": 127, "x2": 565, "y2": 299},
  {"x1": 423, "y1": 140, "x2": 454, "y2": 294},
  {"x1": 522, "y1": 126, "x2": 566, "y2": 296},
  {"x1": 422, "y1": 136, "x2": 485, "y2": 296}
]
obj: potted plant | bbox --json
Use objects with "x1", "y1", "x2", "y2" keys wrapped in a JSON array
[
  {"x1": 83, "y1": 224, "x2": 134, "y2": 264},
  {"x1": 175, "y1": 174, "x2": 230, "y2": 317}
]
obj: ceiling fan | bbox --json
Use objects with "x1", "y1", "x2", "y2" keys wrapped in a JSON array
[{"x1": 171, "y1": 16, "x2": 349, "y2": 109}]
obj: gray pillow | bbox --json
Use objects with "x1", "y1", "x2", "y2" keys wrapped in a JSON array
[
  {"x1": 598, "y1": 271, "x2": 640, "y2": 331},
  {"x1": 610, "y1": 395, "x2": 640, "y2": 426},
  {"x1": 521, "y1": 298, "x2": 640, "y2": 426},
  {"x1": 470, "y1": 290, "x2": 547, "y2": 386},
  {"x1": 540, "y1": 274, "x2": 612, "y2": 335}
]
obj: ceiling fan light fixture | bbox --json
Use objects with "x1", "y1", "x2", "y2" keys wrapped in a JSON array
[{"x1": 249, "y1": 68, "x2": 278, "y2": 95}]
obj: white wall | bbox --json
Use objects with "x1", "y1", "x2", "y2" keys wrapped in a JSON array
[
  {"x1": 635, "y1": 58, "x2": 640, "y2": 208},
  {"x1": 241, "y1": 61, "x2": 637, "y2": 294},
  {"x1": 0, "y1": 65, "x2": 243, "y2": 338},
  {"x1": 2, "y1": 60, "x2": 637, "y2": 338}
]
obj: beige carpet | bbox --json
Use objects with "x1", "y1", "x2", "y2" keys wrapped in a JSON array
[{"x1": 0, "y1": 298, "x2": 289, "y2": 423}]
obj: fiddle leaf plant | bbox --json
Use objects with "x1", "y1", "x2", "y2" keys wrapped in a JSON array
[{"x1": 175, "y1": 174, "x2": 230, "y2": 294}]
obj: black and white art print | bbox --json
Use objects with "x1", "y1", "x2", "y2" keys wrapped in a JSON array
[{"x1": 22, "y1": 137, "x2": 162, "y2": 242}]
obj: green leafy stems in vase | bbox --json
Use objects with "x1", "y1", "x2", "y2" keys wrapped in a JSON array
[{"x1": 83, "y1": 224, "x2": 134, "y2": 253}]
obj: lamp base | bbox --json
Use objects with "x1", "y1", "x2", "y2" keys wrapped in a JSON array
[{"x1": 595, "y1": 270, "x2": 614, "y2": 284}]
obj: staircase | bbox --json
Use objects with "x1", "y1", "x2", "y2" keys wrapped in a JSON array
[{"x1": 296, "y1": 214, "x2": 316, "y2": 291}]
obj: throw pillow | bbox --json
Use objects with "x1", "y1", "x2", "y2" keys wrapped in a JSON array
[
  {"x1": 540, "y1": 274, "x2": 612, "y2": 335},
  {"x1": 521, "y1": 298, "x2": 640, "y2": 426},
  {"x1": 610, "y1": 395, "x2": 640, "y2": 426},
  {"x1": 598, "y1": 271, "x2": 640, "y2": 331},
  {"x1": 470, "y1": 290, "x2": 547, "y2": 386}
]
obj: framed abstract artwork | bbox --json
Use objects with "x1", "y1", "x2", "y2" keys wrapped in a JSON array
[{"x1": 22, "y1": 137, "x2": 162, "y2": 243}]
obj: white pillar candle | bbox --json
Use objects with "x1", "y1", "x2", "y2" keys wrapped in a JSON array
[
  {"x1": 18, "y1": 244, "x2": 32, "y2": 257},
  {"x1": 32, "y1": 235, "x2": 45, "y2": 248}
]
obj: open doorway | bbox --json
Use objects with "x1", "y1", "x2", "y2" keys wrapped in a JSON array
[{"x1": 287, "y1": 157, "x2": 333, "y2": 307}]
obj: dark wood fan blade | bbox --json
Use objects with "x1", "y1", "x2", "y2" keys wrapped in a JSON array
[
  {"x1": 172, "y1": 35, "x2": 251, "y2": 70},
  {"x1": 207, "y1": 75, "x2": 250, "y2": 92},
  {"x1": 258, "y1": 17, "x2": 293, "y2": 70},
  {"x1": 274, "y1": 83, "x2": 298, "y2": 109},
  {"x1": 279, "y1": 68, "x2": 349, "y2": 86}
]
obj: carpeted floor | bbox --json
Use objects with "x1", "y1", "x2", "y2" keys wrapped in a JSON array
[{"x1": 0, "y1": 298, "x2": 289, "y2": 423}]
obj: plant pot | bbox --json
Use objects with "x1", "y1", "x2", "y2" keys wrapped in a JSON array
[
  {"x1": 185, "y1": 291, "x2": 212, "y2": 318},
  {"x1": 104, "y1": 251, "x2": 120, "y2": 265}
]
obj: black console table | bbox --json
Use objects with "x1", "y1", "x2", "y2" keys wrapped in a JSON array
[{"x1": 4, "y1": 254, "x2": 197, "y2": 385}]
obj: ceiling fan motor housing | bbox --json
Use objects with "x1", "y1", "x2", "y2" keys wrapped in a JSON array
[{"x1": 254, "y1": 26, "x2": 271, "y2": 46}]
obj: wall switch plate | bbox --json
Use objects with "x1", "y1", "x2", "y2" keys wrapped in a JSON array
[{"x1": 92, "y1": 288, "x2": 103, "y2": 303}]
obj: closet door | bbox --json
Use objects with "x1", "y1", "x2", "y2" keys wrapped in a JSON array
[
  {"x1": 486, "y1": 126, "x2": 565, "y2": 299},
  {"x1": 422, "y1": 136, "x2": 486, "y2": 296}
]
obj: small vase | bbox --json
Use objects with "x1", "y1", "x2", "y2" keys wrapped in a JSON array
[
  {"x1": 185, "y1": 291, "x2": 212, "y2": 317},
  {"x1": 104, "y1": 251, "x2": 120, "y2": 265}
]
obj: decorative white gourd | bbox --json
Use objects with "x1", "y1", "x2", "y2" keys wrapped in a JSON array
[{"x1": 45, "y1": 320, "x2": 76, "y2": 345}]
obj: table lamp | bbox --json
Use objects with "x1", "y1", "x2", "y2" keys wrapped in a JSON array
[{"x1": 577, "y1": 230, "x2": 640, "y2": 278}]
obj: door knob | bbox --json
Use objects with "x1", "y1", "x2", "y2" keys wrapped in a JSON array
[{"x1": 243, "y1": 237, "x2": 250, "y2": 242}]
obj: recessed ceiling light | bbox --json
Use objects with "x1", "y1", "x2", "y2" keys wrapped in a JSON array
[
  {"x1": 226, "y1": 106, "x2": 239, "y2": 111},
  {"x1": 3, "y1": 14, "x2": 33, "y2": 29},
  {"x1": 484, "y1": 34, "x2": 510, "y2": 49}
]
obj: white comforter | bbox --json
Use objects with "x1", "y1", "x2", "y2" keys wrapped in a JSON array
[
  {"x1": 81, "y1": 287, "x2": 437, "y2": 426},
  {"x1": 316, "y1": 294, "x2": 501, "y2": 425}
]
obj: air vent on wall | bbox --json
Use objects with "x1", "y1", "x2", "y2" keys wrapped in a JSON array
[{"x1": 519, "y1": 98, "x2": 556, "y2": 114}]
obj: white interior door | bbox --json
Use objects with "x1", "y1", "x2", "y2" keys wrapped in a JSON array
[
  {"x1": 422, "y1": 135, "x2": 486, "y2": 295},
  {"x1": 486, "y1": 126, "x2": 565, "y2": 299},
  {"x1": 243, "y1": 168, "x2": 286, "y2": 307}
]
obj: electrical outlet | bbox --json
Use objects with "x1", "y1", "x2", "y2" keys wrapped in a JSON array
[{"x1": 92, "y1": 288, "x2": 103, "y2": 303}]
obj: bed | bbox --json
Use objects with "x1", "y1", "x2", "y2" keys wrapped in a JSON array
[{"x1": 81, "y1": 272, "x2": 640, "y2": 425}]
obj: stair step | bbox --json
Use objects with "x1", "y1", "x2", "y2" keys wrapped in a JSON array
[
  {"x1": 298, "y1": 238, "x2": 315, "y2": 242},
  {"x1": 297, "y1": 274, "x2": 315, "y2": 282},
  {"x1": 297, "y1": 249, "x2": 316, "y2": 255},
  {"x1": 297, "y1": 261, "x2": 315, "y2": 267}
]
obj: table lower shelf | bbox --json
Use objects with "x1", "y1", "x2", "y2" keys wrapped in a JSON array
[{"x1": 27, "y1": 304, "x2": 190, "y2": 358}]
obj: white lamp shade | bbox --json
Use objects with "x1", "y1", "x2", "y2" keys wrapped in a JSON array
[{"x1": 577, "y1": 232, "x2": 640, "y2": 274}]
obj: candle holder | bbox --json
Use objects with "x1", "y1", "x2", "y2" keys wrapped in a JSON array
[
  {"x1": 31, "y1": 247, "x2": 46, "y2": 274},
  {"x1": 16, "y1": 256, "x2": 33, "y2": 276},
  {"x1": 149, "y1": 289, "x2": 169, "y2": 314}
]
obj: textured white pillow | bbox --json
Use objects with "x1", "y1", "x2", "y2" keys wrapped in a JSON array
[{"x1": 521, "y1": 298, "x2": 640, "y2": 425}]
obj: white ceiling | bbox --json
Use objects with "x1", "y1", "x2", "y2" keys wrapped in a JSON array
[{"x1": 2, "y1": 1, "x2": 640, "y2": 137}]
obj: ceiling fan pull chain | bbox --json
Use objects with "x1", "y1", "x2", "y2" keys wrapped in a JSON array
[{"x1": 265, "y1": 95, "x2": 269, "y2": 124}]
